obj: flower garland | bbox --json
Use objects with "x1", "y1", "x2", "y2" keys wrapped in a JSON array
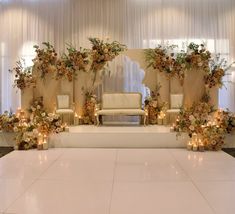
[
  {"x1": 9, "y1": 60, "x2": 36, "y2": 90},
  {"x1": 144, "y1": 84, "x2": 168, "y2": 124}
]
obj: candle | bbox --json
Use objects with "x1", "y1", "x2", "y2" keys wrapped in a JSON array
[
  {"x1": 193, "y1": 143, "x2": 198, "y2": 151},
  {"x1": 198, "y1": 139, "x2": 204, "y2": 152},
  {"x1": 37, "y1": 144, "x2": 43, "y2": 150},
  {"x1": 37, "y1": 133, "x2": 44, "y2": 150},
  {"x1": 43, "y1": 135, "x2": 48, "y2": 150},
  {"x1": 163, "y1": 115, "x2": 167, "y2": 125},
  {"x1": 157, "y1": 118, "x2": 163, "y2": 125},
  {"x1": 65, "y1": 123, "x2": 69, "y2": 132},
  {"x1": 74, "y1": 113, "x2": 79, "y2": 126},
  {"x1": 78, "y1": 116, "x2": 83, "y2": 125},
  {"x1": 187, "y1": 141, "x2": 193, "y2": 150}
]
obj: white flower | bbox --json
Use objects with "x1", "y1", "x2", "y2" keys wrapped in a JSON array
[
  {"x1": 25, "y1": 137, "x2": 31, "y2": 142},
  {"x1": 37, "y1": 105, "x2": 41, "y2": 109},
  {"x1": 13, "y1": 127, "x2": 18, "y2": 132},
  {"x1": 56, "y1": 128, "x2": 62, "y2": 132},
  {"x1": 189, "y1": 125, "x2": 195, "y2": 131},
  {"x1": 152, "y1": 101, "x2": 158, "y2": 108},
  {"x1": 189, "y1": 115, "x2": 195, "y2": 121},
  {"x1": 198, "y1": 62, "x2": 203, "y2": 67},
  {"x1": 54, "y1": 114, "x2": 59, "y2": 119},
  {"x1": 33, "y1": 129, "x2": 38, "y2": 135},
  {"x1": 41, "y1": 112, "x2": 46, "y2": 117}
]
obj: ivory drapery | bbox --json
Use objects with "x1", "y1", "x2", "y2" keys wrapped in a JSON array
[{"x1": 0, "y1": 0, "x2": 235, "y2": 112}]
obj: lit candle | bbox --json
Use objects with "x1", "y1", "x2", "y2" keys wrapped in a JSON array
[
  {"x1": 192, "y1": 133, "x2": 197, "y2": 144},
  {"x1": 198, "y1": 139, "x2": 204, "y2": 152},
  {"x1": 170, "y1": 126, "x2": 175, "y2": 132},
  {"x1": 157, "y1": 118, "x2": 163, "y2": 125},
  {"x1": 74, "y1": 113, "x2": 79, "y2": 126},
  {"x1": 193, "y1": 143, "x2": 198, "y2": 151},
  {"x1": 43, "y1": 134, "x2": 48, "y2": 150},
  {"x1": 187, "y1": 141, "x2": 193, "y2": 150},
  {"x1": 78, "y1": 116, "x2": 83, "y2": 125},
  {"x1": 65, "y1": 123, "x2": 69, "y2": 132},
  {"x1": 37, "y1": 133, "x2": 43, "y2": 150}
]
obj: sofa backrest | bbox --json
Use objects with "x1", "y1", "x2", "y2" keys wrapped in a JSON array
[{"x1": 102, "y1": 93, "x2": 142, "y2": 109}]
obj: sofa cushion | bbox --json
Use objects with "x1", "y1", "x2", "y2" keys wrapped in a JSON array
[
  {"x1": 97, "y1": 109, "x2": 145, "y2": 115},
  {"x1": 102, "y1": 93, "x2": 142, "y2": 109},
  {"x1": 56, "y1": 109, "x2": 74, "y2": 114},
  {"x1": 166, "y1": 109, "x2": 180, "y2": 113}
]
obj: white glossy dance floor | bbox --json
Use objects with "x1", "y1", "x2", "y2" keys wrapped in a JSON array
[{"x1": 0, "y1": 148, "x2": 235, "y2": 214}]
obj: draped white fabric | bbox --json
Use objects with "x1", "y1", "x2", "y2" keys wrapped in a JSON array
[{"x1": 0, "y1": 0, "x2": 235, "y2": 112}]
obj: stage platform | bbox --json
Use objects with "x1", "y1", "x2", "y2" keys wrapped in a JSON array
[
  {"x1": 1, "y1": 125, "x2": 234, "y2": 148},
  {"x1": 49, "y1": 125, "x2": 189, "y2": 148}
]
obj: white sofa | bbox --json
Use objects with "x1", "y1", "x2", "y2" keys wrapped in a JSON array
[{"x1": 96, "y1": 93, "x2": 147, "y2": 125}]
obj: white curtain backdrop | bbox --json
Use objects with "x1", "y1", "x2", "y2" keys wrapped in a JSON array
[{"x1": 0, "y1": 0, "x2": 235, "y2": 112}]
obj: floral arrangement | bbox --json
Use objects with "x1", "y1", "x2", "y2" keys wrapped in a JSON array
[
  {"x1": 33, "y1": 42, "x2": 58, "y2": 79},
  {"x1": 214, "y1": 110, "x2": 235, "y2": 134},
  {"x1": 174, "y1": 94, "x2": 235, "y2": 150},
  {"x1": 89, "y1": 37, "x2": 127, "y2": 84},
  {"x1": 174, "y1": 101, "x2": 214, "y2": 137},
  {"x1": 11, "y1": 38, "x2": 126, "y2": 89},
  {"x1": 82, "y1": 90, "x2": 98, "y2": 124},
  {"x1": 201, "y1": 124, "x2": 226, "y2": 151},
  {"x1": 145, "y1": 45, "x2": 186, "y2": 84},
  {"x1": 56, "y1": 45, "x2": 89, "y2": 81},
  {"x1": 0, "y1": 111, "x2": 19, "y2": 132},
  {"x1": 145, "y1": 42, "x2": 232, "y2": 88},
  {"x1": 14, "y1": 120, "x2": 38, "y2": 150},
  {"x1": 9, "y1": 60, "x2": 36, "y2": 90},
  {"x1": 144, "y1": 84, "x2": 168, "y2": 124},
  {"x1": 28, "y1": 97, "x2": 64, "y2": 135},
  {"x1": 0, "y1": 97, "x2": 65, "y2": 150},
  {"x1": 185, "y1": 43, "x2": 211, "y2": 71},
  {"x1": 204, "y1": 56, "x2": 233, "y2": 88}
]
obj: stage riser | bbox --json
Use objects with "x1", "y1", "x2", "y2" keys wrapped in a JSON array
[
  {"x1": 49, "y1": 132, "x2": 188, "y2": 148},
  {"x1": 49, "y1": 133, "x2": 235, "y2": 148}
]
